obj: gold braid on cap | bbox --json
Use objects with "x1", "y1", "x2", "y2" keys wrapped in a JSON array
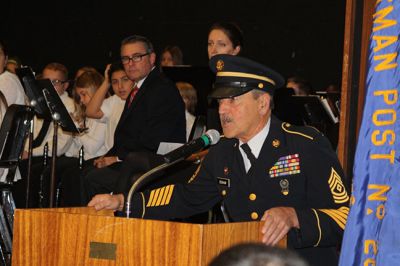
[{"x1": 216, "y1": 71, "x2": 276, "y2": 85}]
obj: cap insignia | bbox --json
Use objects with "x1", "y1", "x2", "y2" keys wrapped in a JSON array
[{"x1": 216, "y1": 60, "x2": 224, "y2": 71}]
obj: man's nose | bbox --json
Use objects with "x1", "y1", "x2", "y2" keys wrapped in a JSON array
[{"x1": 218, "y1": 100, "x2": 228, "y2": 114}]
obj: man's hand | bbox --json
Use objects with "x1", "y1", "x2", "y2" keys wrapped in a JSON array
[
  {"x1": 88, "y1": 193, "x2": 124, "y2": 211},
  {"x1": 93, "y1": 156, "x2": 118, "y2": 168},
  {"x1": 261, "y1": 207, "x2": 300, "y2": 246}
]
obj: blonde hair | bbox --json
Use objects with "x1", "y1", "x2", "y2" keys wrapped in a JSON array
[
  {"x1": 43, "y1": 62, "x2": 69, "y2": 81},
  {"x1": 73, "y1": 71, "x2": 104, "y2": 124},
  {"x1": 176, "y1": 81, "x2": 197, "y2": 115}
]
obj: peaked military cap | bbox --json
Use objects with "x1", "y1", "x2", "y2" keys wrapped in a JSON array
[{"x1": 209, "y1": 54, "x2": 285, "y2": 99}]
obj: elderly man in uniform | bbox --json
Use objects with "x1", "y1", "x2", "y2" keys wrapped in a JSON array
[{"x1": 89, "y1": 55, "x2": 349, "y2": 266}]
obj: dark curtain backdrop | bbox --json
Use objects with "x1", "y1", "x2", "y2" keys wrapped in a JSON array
[{"x1": 1, "y1": 0, "x2": 345, "y2": 90}]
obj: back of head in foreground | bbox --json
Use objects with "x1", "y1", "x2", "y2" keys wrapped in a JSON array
[{"x1": 208, "y1": 243, "x2": 308, "y2": 266}]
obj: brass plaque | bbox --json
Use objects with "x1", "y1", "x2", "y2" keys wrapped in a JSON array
[{"x1": 89, "y1": 242, "x2": 117, "y2": 260}]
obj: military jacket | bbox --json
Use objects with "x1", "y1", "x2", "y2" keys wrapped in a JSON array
[{"x1": 129, "y1": 116, "x2": 349, "y2": 266}]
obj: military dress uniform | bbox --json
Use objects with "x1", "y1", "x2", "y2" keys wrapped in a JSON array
[
  {"x1": 126, "y1": 55, "x2": 349, "y2": 266},
  {"x1": 128, "y1": 116, "x2": 349, "y2": 265}
]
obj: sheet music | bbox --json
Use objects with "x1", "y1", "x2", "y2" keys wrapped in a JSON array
[{"x1": 319, "y1": 97, "x2": 339, "y2": 123}]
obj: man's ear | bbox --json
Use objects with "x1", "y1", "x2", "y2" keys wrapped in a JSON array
[
  {"x1": 150, "y1": 52, "x2": 157, "y2": 65},
  {"x1": 258, "y1": 93, "x2": 270, "y2": 115},
  {"x1": 62, "y1": 81, "x2": 70, "y2": 92},
  {"x1": 3, "y1": 56, "x2": 8, "y2": 68}
]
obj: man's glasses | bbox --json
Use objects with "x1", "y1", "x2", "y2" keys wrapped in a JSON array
[
  {"x1": 121, "y1": 52, "x2": 150, "y2": 64},
  {"x1": 50, "y1": 79, "x2": 67, "y2": 86}
]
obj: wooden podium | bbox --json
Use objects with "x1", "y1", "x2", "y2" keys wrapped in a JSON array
[{"x1": 12, "y1": 207, "x2": 286, "y2": 265}]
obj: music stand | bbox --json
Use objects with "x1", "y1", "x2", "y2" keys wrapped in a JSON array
[
  {"x1": 16, "y1": 67, "x2": 81, "y2": 207},
  {"x1": 289, "y1": 95, "x2": 339, "y2": 132}
]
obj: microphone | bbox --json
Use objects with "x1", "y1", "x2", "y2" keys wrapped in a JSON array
[
  {"x1": 125, "y1": 129, "x2": 220, "y2": 217},
  {"x1": 163, "y1": 129, "x2": 221, "y2": 164}
]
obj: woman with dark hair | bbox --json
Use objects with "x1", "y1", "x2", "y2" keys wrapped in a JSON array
[
  {"x1": 160, "y1": 45, "x2": 183, "y2": 67},
  {"x1": 206, "y1": 22, "x2": 244, "y2": 132},
  {"x1": 207, "y1": 22, "x2": 244, "y2": 59}
]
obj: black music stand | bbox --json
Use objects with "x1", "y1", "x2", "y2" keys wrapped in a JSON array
[
  {"x1": 16, "y1": 67, "x2": 81, "y2": 207},
  {"x1": 290, "y1": 95, "x2": 339, "y2": 126},
  {"x1": 288, "y1": 95, "x2": 340, "y2": 149}
]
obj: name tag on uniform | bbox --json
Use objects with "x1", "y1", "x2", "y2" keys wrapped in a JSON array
[{"x1": 217, "y1": 177, "x2": 230, "y2": 187}]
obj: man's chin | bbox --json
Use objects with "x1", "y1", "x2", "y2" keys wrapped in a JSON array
[{"x1": 221, "y1": 129, "x2": 235, "y2": 139}]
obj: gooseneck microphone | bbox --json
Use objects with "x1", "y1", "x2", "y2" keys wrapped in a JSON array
[
  {"x1": 125, "y1": 129, "x2": 221, "y2": 217},
  {"x1": 163, "y1": 129, "x2": 221, "y2": 164}
]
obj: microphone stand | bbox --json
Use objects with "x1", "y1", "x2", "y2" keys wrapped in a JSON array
[
  {"x1": 125, "y1": 160, "x2": 182, "y2": 218},
  {"x1": 125, "y1": 130, "x2": 221, "y2": 218}
]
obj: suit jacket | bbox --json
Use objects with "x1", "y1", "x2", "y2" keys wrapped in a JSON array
[
  {"x1": 107, "y1": 68, "x2": 186, "y2": 160},
  {"x1": 129, "y1": 116, "x2": 349, "y2": 266}
]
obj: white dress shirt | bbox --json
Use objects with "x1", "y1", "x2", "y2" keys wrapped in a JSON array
[{"x1": 239, "y1": 118, "x2": 271, "y2": 172}]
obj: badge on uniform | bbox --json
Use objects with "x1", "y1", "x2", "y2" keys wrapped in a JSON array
[
  {"x1": 269, "y1": 154, "x2": 300, "y2": 178},
  {"x1": 280, "y1": 179, "x2": 289, "y2": 195},
  {"x1": 217, "y1": 177, "x2": 230, "y2": 187}
]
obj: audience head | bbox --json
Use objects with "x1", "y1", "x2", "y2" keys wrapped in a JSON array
[
  {"x1": 0, "y1": 40, "x2": 8, "y2": 74},
  {"x1": 120, "y1": 35, "x2": 156, "y2": 82},
  {"x1": 108, "y1": 62, "x2": 134, "y2": 100},
  {"x1": 42, "y1": 62, "x2": 69, "y2": 95},
  {"x1": 160, "y1": 45, "x2": 183, "y2": 67},
  {"x1": 176, "y1": 81, "x2": 197, "y2": 115},
  {"x1": 286, "y1": 76, "x2": 313, "y2": 96},
  {"x1": 74, "y1": 70, "x2": 104, "y2": 106},
  {"x1": 208, "y1": 22, "x2": 244, "y2": 59},
  {"x1": 6, "y1": 56, "x2": 21, "y2": 74},
  {"x1": 73, "y1": 70, "x2": 104, "y2": 123},
  {"x1": 209, "y1": 54, "x2": 284, "y2": 143},
  {"x1": 326, "y1": 84, "x2": 339, "y2": 93},
  {"x1": 75, "y1": 66, "x2": 99, "y2": 80},
  {"x1": 208, "y1": 243, "x2": 308, "y2": 266}
]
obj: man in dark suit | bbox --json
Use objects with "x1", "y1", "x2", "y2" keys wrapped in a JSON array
[
  {"x1": 89, "y1": 55, "x2": 348, "y2": 266},
  {"x1": 82, "y1": 35, "x2": 186, "y2": 202}
]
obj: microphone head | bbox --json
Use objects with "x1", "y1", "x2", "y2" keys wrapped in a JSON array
[{"x1": 205, "y1": 129, "x2": 220, "y2": 145}]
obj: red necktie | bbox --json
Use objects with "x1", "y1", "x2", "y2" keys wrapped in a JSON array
[{"x1": 128, "y1": 86, "x2": 139, "y2": 108}]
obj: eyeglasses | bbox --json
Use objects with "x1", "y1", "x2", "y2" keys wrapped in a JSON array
[
  {"x1": 121, "y1": 52, "x2": 150, "y2": 64},
  {"x1": 51, "y1": 79, "x2": 67, "y2": 86}
]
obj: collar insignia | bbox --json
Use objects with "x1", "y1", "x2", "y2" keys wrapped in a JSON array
[{"x1": 272, "y1": 139, "x2": 280, "y2": 148}]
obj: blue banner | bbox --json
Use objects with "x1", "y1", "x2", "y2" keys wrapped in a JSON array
[{"x1": 339, "y1": 1, "x2": 400, "y2": 265}]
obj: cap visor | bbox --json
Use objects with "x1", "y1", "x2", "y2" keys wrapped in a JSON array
[{"x1": 208, "y1": 86, "x2": 252, "y2": 99}]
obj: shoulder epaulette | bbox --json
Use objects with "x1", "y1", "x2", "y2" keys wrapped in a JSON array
[{"x1": 281, "y1": 122, "x2": 321, "y2": 140}]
